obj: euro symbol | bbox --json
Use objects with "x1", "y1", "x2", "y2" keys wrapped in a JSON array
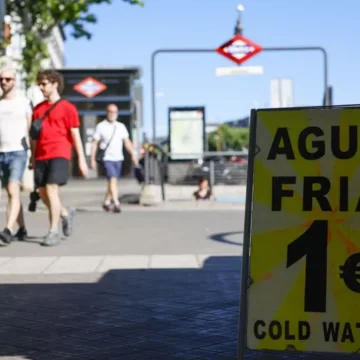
[{"x1": 339, "y1": 253, "x2": 360, "y2": 293}]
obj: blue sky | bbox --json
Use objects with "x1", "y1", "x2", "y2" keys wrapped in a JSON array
[{"x1": 65, "y1": 0, "x2": 360, "y2": 138}]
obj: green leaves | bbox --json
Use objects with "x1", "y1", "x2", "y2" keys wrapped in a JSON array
[
  {"x1": 208, "y1": 125, "x2": 249, "y2": 151},
  {"x1": 5, "y1": 0, "x2": 144, "y2": 87}
]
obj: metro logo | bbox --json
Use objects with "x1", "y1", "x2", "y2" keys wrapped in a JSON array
[
  {"x1": 216, "y1": 34, "x2": 262, "y2": 65},
  {"x1": 73, "y1": 77, "x2": 107, "y2": 98},
  {"x1": 225, "y1": 43, "x2": 254, "y2": 58}
]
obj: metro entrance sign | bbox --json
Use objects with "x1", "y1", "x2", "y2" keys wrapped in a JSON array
[{"x1": 216, "y1": 34, "x2": 263, "y2": 65}]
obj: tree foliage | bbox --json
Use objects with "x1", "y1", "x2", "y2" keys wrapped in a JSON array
[
  {"x1": 3, "y1": 0, "x2": 144, "y2": 87},
  {"x1": 208, "y1": 125, "x2": 249, "y2": 151}
]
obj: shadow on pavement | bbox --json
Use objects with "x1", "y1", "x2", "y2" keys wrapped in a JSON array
[
  {"x1": 0, "y1": 256, "x2": 241, "y2": 360},
  {"x1": 0, "y1": 256, "x2": 356, "y2": 360},
  {"x1": 208, "y1": 231, "x2": 243, "y2": 246}
]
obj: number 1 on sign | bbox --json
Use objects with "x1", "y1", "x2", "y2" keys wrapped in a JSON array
[{"x1": 287, "y1": 220, "x2": 328, "y2": 313}]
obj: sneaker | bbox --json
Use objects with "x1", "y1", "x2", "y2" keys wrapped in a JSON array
[
  {"x1": 62, "y1": 208, "x2": 75, "y2": 237},
  {"x1": 15, "y1": 227, "x2": 28, "y2": 241},
  {"x1": 0, "y1": 228, "x2": 13, "y2": 245},
  {"x1": 113, "y1": 204, "x2": 121, "y2": 213},
  {"x1": 42, "y1": 231, "x2": 61, "y2": 246},
  {"x1": 103, "y1": 203, "x2": 113, "y2": 212}
]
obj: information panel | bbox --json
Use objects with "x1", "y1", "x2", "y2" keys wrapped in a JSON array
[
  {"x1": 169, "y1": 107, "x2": 205, "y2": 160},
  {"x1": 247, "y1": 107, "x2": 360, "y2": 354}
]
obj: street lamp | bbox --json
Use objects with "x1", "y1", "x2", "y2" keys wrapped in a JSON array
[{"x1": 234, "y1": 4, "x2": 245, "y2": 35}]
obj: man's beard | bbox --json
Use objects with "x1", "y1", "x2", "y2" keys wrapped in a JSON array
[{"x1": 1, "y1": 85, "x2": 14, "y2": 95}]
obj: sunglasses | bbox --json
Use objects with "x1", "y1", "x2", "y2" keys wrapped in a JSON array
[
  {"x1": 37, "y1": 82, "x2": 51, "y2": 87},
  {"x1": 0, "y1": 77, "x2": 14, "y2": 82}
]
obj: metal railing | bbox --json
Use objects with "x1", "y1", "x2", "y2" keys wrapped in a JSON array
[
  {"x1": 143, "y1": 148, "x2": 248, "y2": 200},
  {"x1": 166, "y1": 154, "x2": 248, "y2": 186}
]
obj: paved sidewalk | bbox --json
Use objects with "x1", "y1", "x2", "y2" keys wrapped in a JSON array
[
  {"x1": 0, "y1": 259, "x2": 240, "y2": 360},
  {"x1": 0, "y1": 263, "x2": 357, "y2": 360},
  {"x1": 0, "y1": 210, "x2": 243, "y2": 257},
  {"x1": 0, "y1": 200, "x2": 357, "y2": 359},
  {"x1": 1, "y1": 178, "x2": 246, "y2": 212}
]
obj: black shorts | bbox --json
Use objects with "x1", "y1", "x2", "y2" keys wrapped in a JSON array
[{"x1": 34, "y1": 157, "x2": 69, "y2": 187}]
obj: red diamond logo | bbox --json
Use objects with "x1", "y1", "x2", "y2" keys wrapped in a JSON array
[
  {"x1": 216, "y1": 35, "x2": 262, "y2": 65},
  {"x1": 73, "y1": 77, "x2": 107, "y2": 98}
]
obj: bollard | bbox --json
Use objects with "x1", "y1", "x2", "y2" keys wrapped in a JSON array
[{"x1": 209, "y1": 160, "x2": 215, "y2": 187}]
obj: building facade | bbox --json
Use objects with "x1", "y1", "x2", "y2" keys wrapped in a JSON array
[
  {"x1": 58, "y1": 68, "x2": 142, "y2": 178},
  {"x1": 0, "y1": 8, "x2": 65, "y2": 102}
]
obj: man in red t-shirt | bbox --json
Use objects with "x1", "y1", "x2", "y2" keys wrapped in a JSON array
[{"x1": 30, "y1": 70, "x2": 88, "y2": 246}]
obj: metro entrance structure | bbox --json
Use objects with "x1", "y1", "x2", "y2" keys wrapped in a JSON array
[
  {"x1": 58, "y1": 67, "x2": 142, "y2": 178},
  {"x1": 151, "y1": 35, "x2": 330, "y2": 142}
]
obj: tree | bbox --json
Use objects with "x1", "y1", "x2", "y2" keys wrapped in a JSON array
[
  {"x1": 3, "y1": 0, "x2": 144, "y2": 87},
  {"x1": 208, "y1": 124, "x2": 249, "y2": 151}
]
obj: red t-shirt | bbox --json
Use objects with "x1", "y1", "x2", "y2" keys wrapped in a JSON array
[{"x1": 32, "y1": 99, "x2": 80, "y2": 161}]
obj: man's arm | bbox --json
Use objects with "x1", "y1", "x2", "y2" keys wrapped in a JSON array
[
  {"x1": 26, "y1": 99, "x2": 34, "y2": 168},
  {"x1": 27, "y1": 114, "x2": 35, "y2": 166},
  {"x1": 27, "y1": 113, "x2": 32, "y2": 131},
  {"x1": 123, "y1": 138, "x2": 138, "y2": 165},
  {"x1": 70, "y1": 128, "x2": 88, "y2": 176},
  {"x1": 30, "y1": 139, "x2": 37, "y2": 169},
  {"x1": 90, "y1": 139, "x2": 99, "y2": 169}
]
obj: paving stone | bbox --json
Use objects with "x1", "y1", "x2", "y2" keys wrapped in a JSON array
[
  {"x1": 43, "y1": 256, "x2": 104, "y2": 274},
  {"x1": 0, "y1": 257, "x2": 56, "y2": 274},
  {"x1": 150, "y1": 255, "x2": 199, "y2": 268},
  {"x1": 0, "y1": 346, "x2": 22, "y2": 356},
  {"x1": 97, "y1": 255, "x2": 149, "y2": 271}
]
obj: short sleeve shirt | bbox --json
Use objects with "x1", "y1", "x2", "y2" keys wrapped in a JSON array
[
  {"x1": 93, "y1": 120, "x2": 129, "y2": 161},
  {"x1": 0, "y1": 96, "x2": 32, "y2": 152},
  {"x1": 32, "y1": 99, "x2": 80, "y2": 161}
]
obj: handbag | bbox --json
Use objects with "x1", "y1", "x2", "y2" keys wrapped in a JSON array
[
  {"x1": 29, "y1": 99, "x2": 63, "y2": 140},
  {"x1": 95, "y1": 125, "x2": 117, "y2": 163}
]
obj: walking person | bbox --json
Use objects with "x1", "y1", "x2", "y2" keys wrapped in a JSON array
[
  {"x1": 90, "y1": 104, "x2": 138, "y2": 213},
  {"x1": 0, "y1": 68, "x2": 32, "y2": 244},
  {"x1": 30, "y1": 70, "x2": 88, "y2": 246}
]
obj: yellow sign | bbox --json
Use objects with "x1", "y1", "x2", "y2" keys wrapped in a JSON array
[{"x1": 247, "y1": 107, "x2": 360, "y2": 354}]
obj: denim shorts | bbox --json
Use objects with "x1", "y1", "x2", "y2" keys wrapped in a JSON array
[
  {"x1": 0, "y1": 150, "x2": 28, "y2": 188},
  {"x1": 103, "y1": 161, "x2": 123, "y2": 179}
]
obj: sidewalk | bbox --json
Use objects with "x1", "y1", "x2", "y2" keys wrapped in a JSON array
[
  {"x1": 0, "y1": 263, "x2": 356, "y2": 359},
  {"x1": 59, "y1": 179, "x2": 247, "y2": 199},
  {"x1": 1, "y1": 179, "x2": 246, "y2": 211},
  {"x1": 0, "y1": 198, "x2": 356, "y2": 359}
]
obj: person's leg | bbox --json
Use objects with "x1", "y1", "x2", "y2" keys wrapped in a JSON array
[
  {"x1": 17, "y1": 204, "x2": 25, "y2": 228},
  {"x1": 39, "y1": 179, "x2": 67, "y2": 219},
  {"x1": 38, "y1": 187, "x2": 51, "y2": 227},
  {"x1": 45, "y1": 183, "x2": 62, "y2": 233},
  {"x1": 0, "y1": 151, "x2": 27, "y2": 243},
  {"x1": 45, "y1": 158, "x2": 74, "y2": 239},
  {"x1": 5, "y1": 182, "x2": 21, "y2": 232},
  {"x1": 5, "y1": 151, "x2": 28, "y2": 232},
  {"x1": 104, "y1": 184, "x2": 111, "y2": 204},
  {"x1": 102, "y1": 161, "x2": 116, "y2": 211},
  {"x1": 0, "y1": 155, "x2": 13, "y2": 244},
  {"x1": 109, "y1": 177, "x2": 118, "y2": 203},
  {"x1": 35, "y1": 161, "x2": 50, "y2": 222},
  {"x1": 112, "y1": 161, "x2": 122, "y2": 213},
  {"x1": 103, "y1": 176, "x2": 112, "y2": 211},
  {"x1": 34, "y1": 159, "x2": 60, "y2": 246}
]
